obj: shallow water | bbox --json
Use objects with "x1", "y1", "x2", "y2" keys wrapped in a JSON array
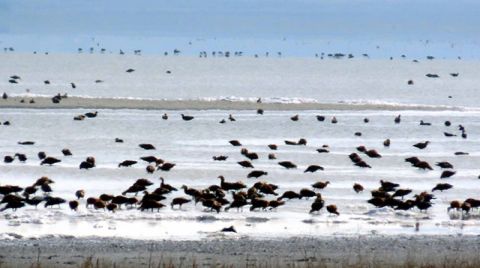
[
  {"x1": 1, "y1": 55, "x2": 479, "y2": 108},
  {"x1": 0, "y1": 108, "x2": 479, "y2": 240}
]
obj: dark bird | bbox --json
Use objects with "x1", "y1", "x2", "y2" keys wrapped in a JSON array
[
  {"x1": 383, "y1": 139, "x2": 391, "y2": 147},
  {"x1": 450, "y1": 73, "x2": 459, "y2": 77},
  {"x1": 139, "y1": 144, "x2": 156, "y2": 150},
  {"x1": 69, "y1": 200, "x2": 79, "y2": 211},
  {"x1": 126, "y1": 68, "x2": 135, "y2": 73},
  {"x1": 140, "y1": 156, "x2": 159, "y2": 163},
  {"x1": 363, "y1": 118, "x2": 369, "y2": 123},
  {"x1": 229, "y1": 140, "x2": 242, "y2": 146},
  {"x1": 79, "y1": 160, "x2": 95, "y2": 169},
  {"x1": 454, "y1": 152, "x2": 469, "y2": 155},
  {"x1": 392, "y1": 189, "x2": 412, "y2": 199},
  {"x1": 413, "y1": 161, "x2": 433, "y2": 170},
  {"x1": 278, "y1": 161, "x2": 297, "y2": 169},
  {"x1": 237, "y1": 160, "x2": 254, "y2": 168},
  {"x1": 312, "y1": 181, "x2": 329, "y2": 190},
  {"x1": 331, "y1": 117, "x2": 338, "y2": 124},
  {"x1": 405, "y1": 156, "x2": 420, "y2": 165},
  {"x1": 158, "y1": 162, "x2": 175, "y2": 171},
  {"x1": 419, "y1": 120, "x2": 431, "y2": 126},
  {"x1": 162, "y1": 113, "x2": 168, "y2": 120},
  {"x1": 425, "y1": 73, "x2": 439, "y2": 78},
  {"x1": 299, "y1": 188, "x2": 316, "y2": 199},
  {"x1": 4, "y1": 155, "x2": 14, "y2": 163},
  {"x1": 75, "y1": 190, "x2": 85, "y2": 199},
  {"x1": 440, "y1": 170, "x2": 456, "y2": 179},
  {"x1": 228, "y1": 114, "x2": 236, "y2": 121},
  {"x1": 445, "y1": 121, "x2": 451, "y2": 127},
  {"x1": 118, "y1": 160, "x2": 137, "y2": 167},
  {"x1": 220, "y1": 225, "x2": 237, "y2": 233},
  {"x1": 181, "y1": 114, "x2": 194, "y2": 121},
  {"x1": 44, "y1": 196, "x2": 66, "y2": 208},
  {"x1": 326, "y1": 204, "x2": 339, "y2": 215},
  {"x1": 85, "y1": 111, "x2": 97, "y2": 118},
  {"x1": 257, "y1": 109, "x2": 264, "y2": 115},
  {"x1": 353, "y1": 183, "x2": 364, "y2": 193},
  {"x1": 8, "y1": 79, "x2": 18, "y2": 84},
  {"x1": 62, "y1": 148, "x2": 72, "y2": 156},
  {"x1": 355, "y1": 161, "x2": 371, "y2": 168},
  {"x1": 448, "y1": 201, "x2": 461, "y2": 212},
  {"x1": 268, "y1": 144, "x2": 278, "y2": 150},
  {"x1": 71, "y1": 82, "x2": 76, "y2": 88},
  {"x1": 268, "y1": 153, "x2": 276, "y2": 160},
  {"x1": 444, "y1": 132, "x2": 456, "y2": 137},
  {"x1": 413, "y1": 141, "x2": 430, "y2": 149},
  {"x1": 171, "y1": 197, "x2": 191, "y2": 209},
  {"x1": 219, "y1": 176, "x2": 246, "y2": 191},
  {"x1": 317, "y1": 148, "x2": 329, "y2": 153},
  {"x1": 290, "y1": 114, "x2": 299, "y2": 121},
  {"x1": 115, "y1": 138, "x2": 124, "y2": 143},
  {"x1": 380, "y1": 180, "x2": 399, "y2": 192},
  {"x1": 365, "y1": 149, "x2": 381, "y2": 158},
  {"x1": 284, "y1": 138, "x2": 307, "y2": 146},
  {"x1": 316, "y1": 115, "x2": 325, "y2": 121},
  {"x1": 40, "y1": 157, "x2": 61, "y2": 165},
  {"x1": 278, "y1": 191, "x2": 301, "y2": 200},
  {"x1": 432, "y1": 183, "x2": 453, "y2": 192},
  {"x1": 304, "y1": 165, "x2": 324, "y2": 173},
  {"x1": 146, "y1": 165, "x2": 155, "y2": 173},
  {"x1": 18, "y1": 141, "x2": 35, "y2": 145},
  {"x1": 436, "y1": 162, "x2": 454, "y2": 169},
  {"x1": 394, "y1": 115, "x2": 401, "y2": 124},
  {"x1": 213, "y1": 155, "x2": 228, "y2": 161},
  {"x1": 139, "y1": 200, "x2": 165, "y2": 212},
  {"x1": 356, "y1": 146, "x2": 367, "y2": 152},
  {"x1": 309, "y1": 194, "x2": 324, "y2": 213},
  {"x1": 247, "y1": 170, "x2": 268, "y2": 178},
  {"x1": 107, "y1": 203, "x2": 118, "y2": 212},
  {"x1": 44, "y1": 80, "x2": 50, "y2": 84}
]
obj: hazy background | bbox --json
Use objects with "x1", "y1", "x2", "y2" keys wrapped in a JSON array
[{"x1": 0, "y1": 0, "x2": 479, "y2": 58}]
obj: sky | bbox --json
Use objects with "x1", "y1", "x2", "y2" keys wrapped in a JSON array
[{"x1": 0, "y1": 0, "x2": 479, "y2": 57}]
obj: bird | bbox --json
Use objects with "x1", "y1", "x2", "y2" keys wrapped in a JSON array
[
  {"x1": 229, "y1": 140, "x2": 242, "y2": 146},
  {"x1": 221, "y1": 226, "x2": 237, "y2": 233},
  {"x1": 40, "y1": 157, "x2": 61, "y2": 165},
  {"x1": 247, "y1": 170, "x2": 268, "y2": 178},
  {"x1": 278, "y1": 161, "x2": 297, "y2": 169},
  {"x1": 126, "y1": 68, "x2": 135, "y2": 73},
  {"x1": 436, "y1": 162, "x2": 454, "y2": 169},
  {"x1": 162, "y1": 113, "x2": 168, "y2": 120},
  {"x1": 353, "y1": 183, "x2": 364, "y2": 193},
  {"x1": 213, "y1": 155, "x2": 228, "y2": 161},
  {"x1": 61, "y1": 148, "x2": 72, "y2": 156},
  {"x1": 432, "y1": 183, "x2": 453, "y2": 192},
  {"x1": 171, "y1": 197, "x2": 191, "y2": 209},
  {"x1": 118, "y1": 160, "x2": 137, "y2": 167},
  {"x1": 299, "y1": 188, "x2": 316, "y2": 199},
  {"x1": 181, "y1": 114, "x2": 194, "y2": 121},
  {"x1": 304, "y1": 165, "x2": 324, "y2": 173},
  {"x1": 75, "y1": 190, "x2": 85, "y2": 199},
  {"x1": 394, "y1": 115, "x2": 401, "y2": 124},
  {"x1": 237, "y1": 160, "x2": 254, "y2": 168},
  {"x1": 440, "y1": 170, "x2": 456, "y2": 179},
  {"x1": 413, "y1": 141, "x2": 430, "y2": 149},
  {"x1": 326, "y1": 204, "x2": 339, "y2": 215},
  {"x1": 311, "y1": 181, "x2": 329, "y2": 190},
  {"x1": 139, "y1": 144, "x2": 156, "y2": 150},
  {"x1": 69, "y1": 200, "x2": 79, "y2": 211},
  {"x1": 158, "y1": 162, "x2": 175, "y2": 171},
  {"x1": 290, "y1": 114, "x2": 299, "y2": 121},
  {"x1": 85, "y1": 111, "x2": 98, "y2": 118},
  {"x1": 383, "y1": 139, "x2": 391, "y2": 147}
]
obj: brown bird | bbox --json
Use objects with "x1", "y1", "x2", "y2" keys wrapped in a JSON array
[
  {"x1": 75, "y1": 190, "x2": 85, "y2": 199},
  {"x1": 311, "y1": 181, "x2": 330, "y2": 190},
  {"x1": 440, "y1": 170, "x2": 456, "y2": 179},
  {"x1": 326, "y1": 204, "x2": 339, "y2": 215},
  {"x1": 158, "y1": 162, "x2": 175, "y2": 171},
  {"x1": 432, "y1": 183, "x2": 453, "y2": 192},
  {"x1": 353, "y1": 183, "x2": 364, "y2": 193},
  {"x1": 383, "y1": 139, "x2": 390, "y2": 147},
  {"x1": 309, "y1": 194, "x2": 324, "y2": 214},
  {"x1": 268, "y1": 144, "x2": 278, "y2": 150},
  {"x1": 171, "y1": 197, "x2": 191, "y2": 209},
  {"x1": 118, "y1": 160, "x2": 137, "y2": 167},
  {"x1": 278, "y1": 161, "x2": 297, "y2": 169},
  {"x1": 229, "y1": 140, "x2": 242, "y2": 146},
  {"x1": 237, "y1": 160, "x2": 254, "y2": 168},
  {"x1": 139, "y1": 143, "x2": 156, "y2": 150}
]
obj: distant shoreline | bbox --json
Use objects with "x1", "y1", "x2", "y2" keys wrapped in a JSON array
[
  {"x1": 0, "y1": 96, "x2": 465, "y2": 111},
  {"x1": 0, "y1": 234, "x2": 479, "y2": 267}
]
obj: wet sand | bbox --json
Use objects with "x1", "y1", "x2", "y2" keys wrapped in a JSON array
[
  {"x1": 0, "y1": 96, "x2": 462, "y2": 111},
  {"x1": 0, "y1": 235, "x2": 479, "y2": 267}
]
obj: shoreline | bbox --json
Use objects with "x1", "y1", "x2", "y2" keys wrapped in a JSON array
[
  {"x1": 0, "y1": 234, "x2": 479, "y2": 267},
  {"x1": 0, "y1": 96, "x2": 466, "y2": 111}
]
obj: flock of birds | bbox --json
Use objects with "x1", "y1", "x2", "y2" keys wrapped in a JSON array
[{"x1": 0, "y1": 107, "x2": 477, "y2": 221}]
